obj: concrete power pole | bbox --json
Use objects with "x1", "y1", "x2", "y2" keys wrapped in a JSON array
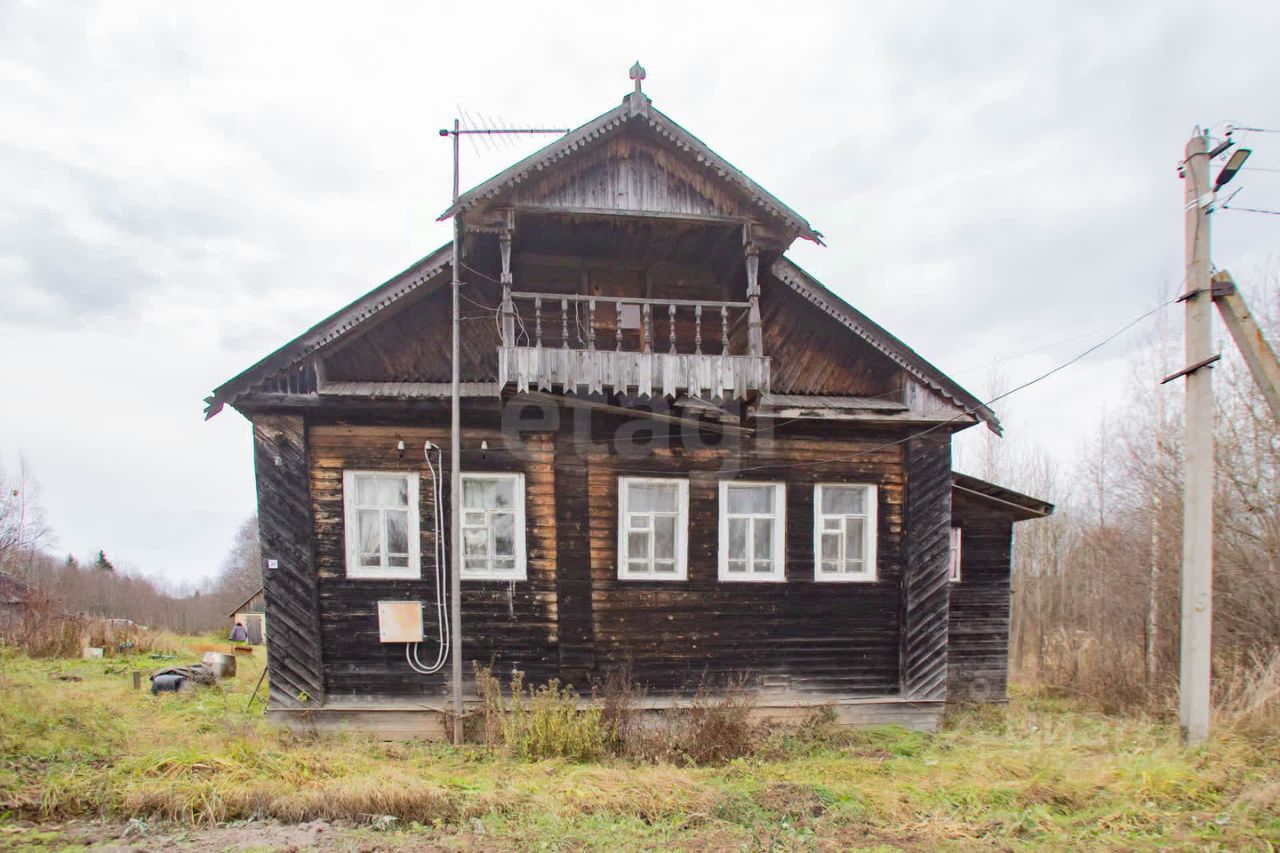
[{"x1": 1179, "y1": 132, "x2": 1214, "y2": 745}]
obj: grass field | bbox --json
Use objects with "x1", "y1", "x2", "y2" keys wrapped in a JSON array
[{"x1": 0, "y1": 636, "x2": 1277, "y2": 851}]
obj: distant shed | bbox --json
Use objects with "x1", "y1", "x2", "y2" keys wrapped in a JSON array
[
  {"x1": 229, "y1": 587, "x2": 266, "y2": 644},
  {"x1": 0, "y1": 570, "x2": 32, "y2": 631}
]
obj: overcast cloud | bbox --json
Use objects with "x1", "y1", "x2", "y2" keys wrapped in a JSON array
[{"x1": 1, "y1": 0, "x2": 1277, "y2": 586}]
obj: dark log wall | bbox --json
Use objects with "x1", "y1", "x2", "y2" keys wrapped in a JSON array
[
  {"x1": 947, "y1": 492, "x2": 1014, "y2": 702},
  {"x1": 254, "y1": 415, "x2": 325, "y2": 708},
  {"x1": 900, "y1": 436, "x2": 953, "y2": 700},
  {"x1": 307, "y1": 421, "x2": 559, "y2": 699},
  {"x1": 584, "y1": 416, "x2": 906, "y2": 695},
  {"x1": 275, "y1": 408, "x2": 929, "y2": 701}
]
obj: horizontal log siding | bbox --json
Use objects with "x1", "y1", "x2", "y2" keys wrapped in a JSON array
[
  {"x1": 585, "y1": 418, "x2": 905, "y2": 696},
  {"x1": 947, "y1": 493, "x2": 1014, "y2": 702},
  {"x1": 308, "y1": 423, "x2": 558, "y2": 698},
  {"x1": 295, "y1": 411, "x2": 916, "y2": 701}
]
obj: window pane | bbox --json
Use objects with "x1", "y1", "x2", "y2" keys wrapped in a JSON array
[
  {"x1": 464, "y1": 511, "x2": 485, "y2": 527},
  {"x1": 820, "y1": 560, "x2": 840, "y2": 574},
  {"x1": 845, "y1": 517, "x2": 865, "y2": 561},
  {"x1": 628, "y1": 560, "x2": 650, "y2": 575},
  {"x1": 355, "y1": 475, "x2": 378, "y2": 505},
  {"x1": 728, "y1": 518, "x2": 748, "y2": 559},
  {"x1": 653, "y1": 560, "x2": 676, "y2": 573},
  {"x1": 388, "y1": 554, "x2": 409, "y2": 568},
  {"x1": 493, "y1": 479, "x2": 514, "y2": 507},
  {"x1": 821, "y1": 485, "x2": 865, "y2": 515},
  {"x1": 753, "y1": 559, "x2": 773, "y2": 574},
  {"x1": 492, "y1": 512, "x2": 515, "y2": 557},
  {"x1": 463, "y1": 527, "x2": 487, "y2": 557},
  {"x1": 463, "y1": 478, "x2": 495, "y2": 509},
  {"x1": 654, "y1": 516, "x2": 676, "y2": 559},
  {"x1": 629, "y1": 514, "x2": 651, "y2": 530},
  {"x1": 651, "y1": 483, "x2": 677, "y2": 512},
  {"x1": 753, "y1": 518, "x2": 773, "y2": 560},
  {"x1": 628, "y1": 482, "x2": 654, "y2": 512},
  {"x1": 844, "y1": 559, "x2": 865, "y2": 575},
  {"x1": 628, "y1": 531, "x2": 650, "y2": 559},
  {"x1": 386, "y1": 510, "x2": 409, "y2": 555},
  {"x1": 822, "y1": 517, "x2": 842, "y2": 532},
  {"x1": 728, "y1": 485, "x2": 771, "y2": 514},
  {"x1": 493, "y1": 557, "x2": 516, "y2": 571},
  {"x1": 357, "y1": 509, "x2": 382, "y2": 557},
  {"x1": 727, "y1": 559, "x2": 747, "y2": 574},
  {"x1": 821, "y1": 533, "x2": 840, "y2": 561}
]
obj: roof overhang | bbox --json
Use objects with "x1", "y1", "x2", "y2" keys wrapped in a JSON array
[{"x1": 952, "y1": 473, "x2": 1054, "y2": 521}]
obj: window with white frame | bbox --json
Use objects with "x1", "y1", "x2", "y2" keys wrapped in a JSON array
[
  {"x1": 343, "y1": 471, "x2": 420, "y2": 579},
  {"x1": 813, "y1": 484, "x2": 877, "y2": 581},
  {"x1": 719, "y1": 482, "x2": 786, "y2": 581},
  {"x1": 618, "y1": 477, "x2": 688, "y2": 580},
  {"x1": 461, "y1": 473, "x2": 526, "y2": 580},
  {"x1": 949, "y1": 526, "x2": 962, "y2": 583}
]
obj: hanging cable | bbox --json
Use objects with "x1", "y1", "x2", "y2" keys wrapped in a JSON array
[{"x1": 407, "y1": 441, "x2": 450, "y2": 675}]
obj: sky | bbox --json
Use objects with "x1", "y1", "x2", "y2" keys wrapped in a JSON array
[{"x1": 2, "y1": 1, "x2": 1278, "y2": 587}]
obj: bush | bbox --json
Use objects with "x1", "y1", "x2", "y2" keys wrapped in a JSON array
[{"x1": 474, "y1": 665, "x2": 611, "y2": 762}]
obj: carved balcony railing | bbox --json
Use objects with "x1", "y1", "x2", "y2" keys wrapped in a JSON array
[{"x1": 498, "y1": 292, "x2": 770, "y2": 399}]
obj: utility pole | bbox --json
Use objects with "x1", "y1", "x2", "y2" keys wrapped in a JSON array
[
  {"x1": 1178, "y1": 131, "x2": 1214, "y2": 745},
  {"x1": 441, "y1": 118, "x2": 567, "y2": 746},
  {"x1": 449, "y1": 117, "x2": 463, "y2": 746}
]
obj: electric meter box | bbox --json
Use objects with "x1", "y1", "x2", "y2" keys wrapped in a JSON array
[{"x1": 377, "y1": 601, "x2": 424, "y2": 643}]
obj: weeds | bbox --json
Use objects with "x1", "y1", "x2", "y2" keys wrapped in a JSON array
[{"x1": 2, "y1": 643, "x2": 1278, "y2": 850}]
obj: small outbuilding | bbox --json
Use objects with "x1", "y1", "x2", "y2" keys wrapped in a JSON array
[{"x1": 228, "y1": 587, "x2": 266, "y2": 645}]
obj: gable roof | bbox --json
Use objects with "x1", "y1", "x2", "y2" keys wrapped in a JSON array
[
  {"x1": 228, "y1": 586, "x2": 265, "y2": 617},
  {"x1": 204, "y1": 244, "x2": 452, "y2": 419},
  {"x1": 772, "y1": 258, "x2": 1000, "y2": 433},
  {"x1": 439, "y1": 91, "x2": 824, "y2": 246}
]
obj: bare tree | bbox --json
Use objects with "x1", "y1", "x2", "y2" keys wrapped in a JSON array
[{"x1": 0, "y1": 457, "x2": 51, "y2": 572}]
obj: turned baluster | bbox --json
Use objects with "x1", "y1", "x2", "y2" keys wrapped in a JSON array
[
  {"x1": 695, "y1": 305, "x2": 703, "y2": 354},
  {"x1": 721, "y1": 306, "x2": 729, "y2": 355},
  {"x1": 615, "y1": 304, "x2": 623, "y2": 351},
  {"x1": 668, "y1": 304, "x2": 677, "y2": 354},
  {"x1": 535, "y1": 298, "x2": 543, "y2": 348},
  {"x1": 588, "y1": 299, "x2": 596, "y2": 350},
  {"x1": 643, "y1": 304, "x2": 652, "y2": 353},
  {"x1": 561, "y1": 298, "x2": 569, "y2": 349}
]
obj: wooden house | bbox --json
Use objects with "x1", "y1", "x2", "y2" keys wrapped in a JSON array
[
  {"x1": 228, "y1": 587, "x2": 267, "y2": 645},
  {"x1": 205, "y1": 71, "x2": 1052, "y2": 736}
]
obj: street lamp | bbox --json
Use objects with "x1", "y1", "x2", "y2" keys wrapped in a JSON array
[{"x1": 1214, "y1": 148, "x2": 1252, "y2": 191}]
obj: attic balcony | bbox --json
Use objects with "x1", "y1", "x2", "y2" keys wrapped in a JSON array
[{"x1": 498, "y1": 291, "x2": 770, "y2": 400}]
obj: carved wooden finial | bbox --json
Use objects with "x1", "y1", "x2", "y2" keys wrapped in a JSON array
[{"x1": 629, "y1": 61, "x2": 646, "y2": 95}]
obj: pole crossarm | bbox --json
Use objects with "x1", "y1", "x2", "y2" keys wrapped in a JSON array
[{"x1": 1210, "y1": 270, "x2": 1280, "y2": 420}]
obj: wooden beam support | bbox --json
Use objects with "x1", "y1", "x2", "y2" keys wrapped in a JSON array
[{"x1": 1211, "y1": 270, "x2": 1280, "y2": 420}]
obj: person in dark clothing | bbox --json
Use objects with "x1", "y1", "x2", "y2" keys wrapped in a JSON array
[{"x1": 229, "y1": 621, "x2": 249, "y2": 643}]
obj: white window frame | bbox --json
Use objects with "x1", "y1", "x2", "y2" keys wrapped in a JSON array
[
  {"x1": 949, "y1": 526, "x2": 963, "y2": 583},
  {"x1": 343, "y1": 470, "x2": 421, "y2": 580},
  {"x1": 460, "y1": 472, "x2": 527, "y2": 581},
  {"x1": 718, "y1": 481, "x2": 787, "y2": 582},
  {"x1": 617, "y1": 477, "x2": 689, "y2": 581},
  {"x1": 813, "y1": 483, "x2": 878, "y2": 583}
]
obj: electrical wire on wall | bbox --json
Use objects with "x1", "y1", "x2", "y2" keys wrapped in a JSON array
[{"x1": 406, "y1": 441, "x2": 450, "y2": 674}]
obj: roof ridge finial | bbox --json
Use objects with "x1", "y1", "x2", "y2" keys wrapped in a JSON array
[{"x1": 629, "y1": 61, "x2": 646, "y2": 96}]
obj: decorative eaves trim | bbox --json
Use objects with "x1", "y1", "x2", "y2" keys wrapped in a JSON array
[
  {"x1": 770, "y1": 257, "x2": 1000, "y2": 434},
  {"x1": 204, "y1": 245, "x2": 452, "y2": 419},
  {"x1": 439, "y1": 95, "x2": 822, "y2": 244}
]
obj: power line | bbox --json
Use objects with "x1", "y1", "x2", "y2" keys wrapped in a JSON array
[{"x1": 1222, "y1": 204, "x2": 1280, "y2": 217}]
